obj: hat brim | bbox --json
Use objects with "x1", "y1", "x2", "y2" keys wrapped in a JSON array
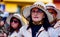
[
  {"x1": 56, "y1": 9, "x2": 60, "y2": 20},
  {"x1": 23, "y1": 5, "x2": 54, "y2": 22}
]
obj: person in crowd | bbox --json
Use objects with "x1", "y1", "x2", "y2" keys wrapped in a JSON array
[
  {"x1": 0, "y1": 16, "x2": 7, "y2": 37},
  {"x1": 46, "y1": 3, "x2": 58, "y2": 27},
  {"x1": 6, "y1": 14, "x2": 23, "y2": 37},
  {"x1": 46, "y1": 3, "x2": 60, "y2": 37},
  {"x1": 17, "y1": 2, "x2": 57, "y2": 37}
]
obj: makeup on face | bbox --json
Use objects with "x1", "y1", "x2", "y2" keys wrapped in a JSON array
[{"x1": 10, "y1": 19, "x2": 19, "y2": 23}]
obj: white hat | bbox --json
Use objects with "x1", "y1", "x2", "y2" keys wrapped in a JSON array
[
  {"x1": 45, "y1": 3, "x2": 56, "y2": 8},
  {"x1": 23, "y1": 2, "x2": 46, "y2": 19},
  {"x1": 23, "y1": 5, "x2": 54, "y2": 22},
  {"x1": 6, "y1": 14, "x2": 24, "y2": 25},
  {"x1": 33, "y1": 1, "x2": 46, "y2": 9},
  {"x1": 56, "y1": 9, "x2": 60, "y2": 20}
]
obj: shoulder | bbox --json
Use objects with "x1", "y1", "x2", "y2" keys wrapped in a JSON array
[
  {"x1": 19, "y1": 25, "x2": 28, "y2": 31},
  {"x1": 55, "y1": 27, "x2": 60, "y2": 34},
  {"x1": 48, "y1": 27, "x2": 55, "y2": 34},
  {"x1": 10, "y1": 31, "x2": 18, "y2": 37},
  {"x1": 48, "y1": 27, "x2": 55, "y2": 31},
  {"x1": 17, "y1": 25, "x2": 29, "y2": 37},
  {"x1": 48, "y1": 27, "x2": 58, "y2": 37},
  {"x1": 21, "y1": 25, "x2": 28, "y2": 29}
]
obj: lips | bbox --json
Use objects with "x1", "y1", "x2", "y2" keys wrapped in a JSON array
[{"x1": 34, "y1": 17, "x2": 38, "y2": 18}]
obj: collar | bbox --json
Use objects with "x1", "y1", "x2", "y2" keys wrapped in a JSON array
[
  {"x1": 32, "y1": 21, "x2": 43, "y2": 25},
  {"x1": 27, "y1": 26, "x2": 45, "y2": 33}
]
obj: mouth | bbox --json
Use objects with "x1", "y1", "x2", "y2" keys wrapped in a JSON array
[{"x1": 34, "y1": 17, "x2": 38, "y2": 18}]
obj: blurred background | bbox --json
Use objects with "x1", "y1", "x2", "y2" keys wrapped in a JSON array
[{"x1": 0, "y1": 0, "x2": 60, "y2": 25}]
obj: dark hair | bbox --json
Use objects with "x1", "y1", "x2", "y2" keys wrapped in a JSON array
[
  {"x1": 27, "y1": 7, "x2": 51, "y2": 31},
  {"x1": 10, "y1": 17, "x2": 22, "y2": 34}
]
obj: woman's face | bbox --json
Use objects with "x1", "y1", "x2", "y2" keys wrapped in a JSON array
[
  {"x1": 31, "y1": 8, "x2": 44, "y2": 22},
  {"x1": 10, "y1": 18, "x2": 19, "y2": 29},
  {"x1": 47, "y1": 9, "x2": 57, "y2": 19}
]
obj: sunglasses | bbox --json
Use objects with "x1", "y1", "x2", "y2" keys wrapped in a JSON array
[
  {"x1": 31, "y1": 9, "x2": 43, "y2": 13},
  {"x1": 10, "y1": 20, "x2": 19, "y2": 23},
  {"x1": 32, "y1": 10, "x2": 43, "y2": 13},
  {"x1": 47, "y1": 9, "x2": 57, "y2": 14}
]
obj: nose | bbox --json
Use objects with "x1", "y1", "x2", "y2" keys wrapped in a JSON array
[
  {"x1": 11, "y1": 21, "x2": 15, "y2": 24},
  {"x1": 34, "y1": 12, "x2": 38, "y2": 16}
]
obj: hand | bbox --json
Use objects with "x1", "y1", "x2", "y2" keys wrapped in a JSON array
[
  {"x1": 54, "y1": 20, "x2": 60, "y2": 28},
  {"x1": 0, "y1": 33, "x2": 7, "y2": 37},
  {"x1": 58, "y1": 33, "x2": 60, "y2": 37},
  {"x1": 4, "y1": 33, "x2": 7, "y2": 37}
]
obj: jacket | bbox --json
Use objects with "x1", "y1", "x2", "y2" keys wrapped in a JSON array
[{"x1": 17, "y1": 25, "x2": 57, "y2": 37}]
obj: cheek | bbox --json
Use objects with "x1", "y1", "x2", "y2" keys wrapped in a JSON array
[
  {"x1": 31, "y1": 14, "x2": 34, "y2": 19},
  {"x1": 11, "y1": 23, "x2": 19, "y2": 29},
  {"x1": 31, "y1": 14, "x2": 34, "y2": 18},
  {"x1": 32, "y1": 13, "x2": 44, "y2": 22},
  {"x1": 52, "y1": 14, "x2": 57, "y2": 18},
  {"x1": 0, "y1": 21, "x2": 4, "y2": 26},
  {"x1": 39, "y1": 13, "x2": 44, "y2": 19}
]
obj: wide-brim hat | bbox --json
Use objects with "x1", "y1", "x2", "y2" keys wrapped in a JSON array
[
  {"x1": 6, "y1": 14, "x2": 24, "y2": 25},
  {"x1": 23, "y1": 5, "x2": 54, "y2": 22},
  {"x1": 33, "y1": 1, "x2": 46, "y2": 9},
  {"x1": 45, "y1": 3, "x2": 56, "y2": 8},
  {"x1": 56, "y1": 9, "x2": 60, "y2": 20}
]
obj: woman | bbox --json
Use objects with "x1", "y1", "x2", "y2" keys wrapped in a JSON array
[
  {"x1": 17, "y1": 3, "x2": 57, "y2": 37},
  {"x1": 0, "y1": 17, "x2": 7, "y2": 37},
  {"x1": 45, "y1": 3, "x2": 59, "y2": 28},
  {"x1": 6, "y1": 14, "x2": 23, "y2": 37},
  {"x1": 46, "y1": 3, "x2": 60, "y2": 37}
]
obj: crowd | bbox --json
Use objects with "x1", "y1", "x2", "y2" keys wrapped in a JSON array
[{"x1": 0, "y1": 1, "x2": 60, "y2": 37}]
